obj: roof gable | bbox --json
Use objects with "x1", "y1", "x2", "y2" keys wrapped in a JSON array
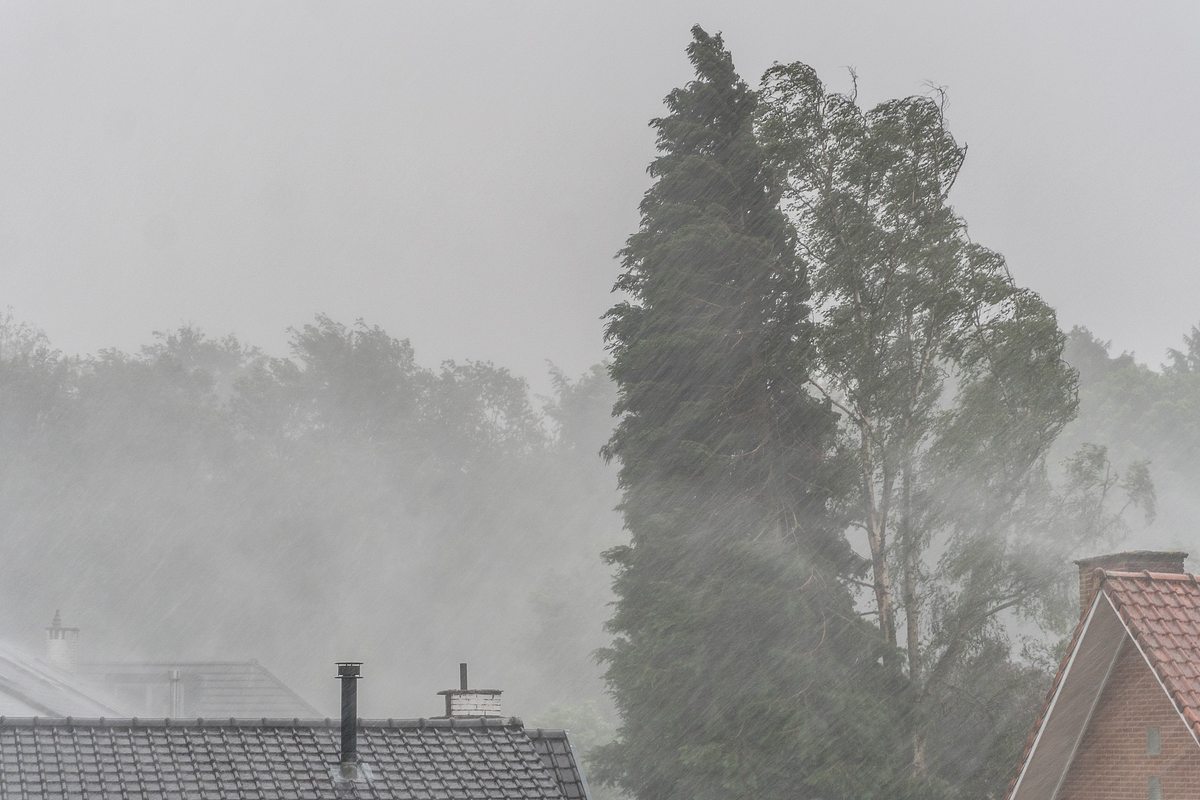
[
  {"x1": 1007, "y1": 570, "x2": 1200, "y2": 799},
  {"x1": 1055, "y1": 636, "x2": 1200, "y2": 797}
]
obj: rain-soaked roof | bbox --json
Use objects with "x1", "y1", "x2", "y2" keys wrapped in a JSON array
[
  {"x1": 75, "y1": 660, "x2": 320, "y2": 719},
  {"x1": 0, "y1": 716, "x2": 588, "y2": 800},
  {"x1": 0, "y1": 642, "x2": 120, "y2": 717},
  {"x1": 1008, "y1": 569, "x2": 1200, "y2": 799}
]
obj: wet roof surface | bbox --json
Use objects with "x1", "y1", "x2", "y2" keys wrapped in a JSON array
[
  {"x1": 0, "y1": 716, "x2": 583, "y2": 799},
  {"x1": 527, "y1": 729, "x2": 588, "y2": 800},
  {"x1": 0, "y1": 645, "x2": 119, "y2": 718},
  {"x1": 76, "y1": 661, "x2": 320, "y2": 719},
  {"x1": 1006, "y1": 568, "x2": 1200, "y2": 798},
  {"x1": 1102, "y1": 570, "x2": 1200, "y2": 740}
]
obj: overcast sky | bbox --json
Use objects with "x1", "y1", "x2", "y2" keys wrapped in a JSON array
[{"x1": 2, "y1": 1, "x2": 1197, "y2": 386}]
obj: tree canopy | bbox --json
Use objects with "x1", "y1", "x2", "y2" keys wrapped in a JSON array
[
  {"x1": 756, "y1": 58, "x2": 1153, "y2": 793},
  {"x1": 598, "y1": 27, "x2": 920, "y2": 799}
]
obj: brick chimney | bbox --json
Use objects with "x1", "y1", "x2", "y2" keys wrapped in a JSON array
[
  {"x1": 45, "y1": 610, "x2": 79, "y2": 672},
  {"x1": 1074, "y1": 551, "x2": 1188, "y2": 610},
  {"x1": 437, "y1": 663, "x2": 502, "y2": 718}
]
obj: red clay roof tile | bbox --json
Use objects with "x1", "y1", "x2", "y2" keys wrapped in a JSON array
[
  {"x1": 1102, "y1": 570, "x2": 1200, "y2": 743},
  {"x1": 1006, "y1": 569, "x2": 1200, "y2": 799}
]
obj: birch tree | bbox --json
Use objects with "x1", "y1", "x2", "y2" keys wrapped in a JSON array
[{"x1": 757, "y1": 64, "x2": 1094, "y2": 779}]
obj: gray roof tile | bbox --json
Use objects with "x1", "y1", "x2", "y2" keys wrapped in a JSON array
[
  {"x1": 75, "y1": 662, "x2": 319, "y2": 719},
  {"x1": 0, "y1": 717, "x2": 587, "y2": 799},
  {"x1": 527, "y1": 730, "x2": 589, "y2": 800}
]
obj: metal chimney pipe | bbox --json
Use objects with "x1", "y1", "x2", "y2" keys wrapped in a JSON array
[
  {"x1": 169, "y1": 669, "x2": 182, "y2": 717},
  {"x1": 460, "y1": 662, "x2": 468, "y2": 691},
  {"x1": 336, "y1": 662, "x2": 362, "y2": 766}
]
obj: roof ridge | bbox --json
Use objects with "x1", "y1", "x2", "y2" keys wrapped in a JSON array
[
  {"x1": 0, "y1": 715, "x2": 527, "y2": 729},
  {"x1": 1101, "y1": 569, "x2": 1200, "y2": 581},
  {"x1": 78, "y1": 661, "x2": 263, "y2": 667}
]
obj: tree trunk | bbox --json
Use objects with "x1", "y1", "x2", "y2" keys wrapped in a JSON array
[
  {"x1": 900, "y1": 462, "x2": 920, "y2": 679},
  {"x1": 912, "y1": 729, "x2": 928, "y2": 774},
  {"x1": 900, "y1": 463, "x2": 925, "y2": 777},
  {"x1": 861, "y1": 429, "x2": 897, "y2": 646}
]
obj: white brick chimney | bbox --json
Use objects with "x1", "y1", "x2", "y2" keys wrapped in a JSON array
[
  {"x1": 45, "y1": 610, "x2": 80, "y2": 672},
  {"x1": 437, "y1": 663, "x2": 502, "y2": 718}
]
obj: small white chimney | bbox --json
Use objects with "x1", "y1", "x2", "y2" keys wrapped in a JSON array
[
  {"x1": 45, "y1": 610, "x2": 80, "y2": 672},
  {"x1": 437, "y1": 663, "x2": 502, "y2": 718}
]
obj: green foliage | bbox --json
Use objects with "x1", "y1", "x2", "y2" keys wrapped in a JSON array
[
  {"x1": 0, "y1": 313, "x2": 621, "y2": 736},
  {"x1": 0, "y1": 309, "x2": 71, "y2": 452},
  {"x1": 1061, "y1": 326, "x2": 1200, "y2": 478},
  {"x1": 1054, "y1": 326, "x2": 1195, "y2": 553},
  {"x1": 595, "y1": 538, "x2": 925, "y2": 800},
  {"x1": 532, "y1": 700, "x2": 625, "y2": 800},
  {"x1": 1165, "y1": 325, "x2": 1200, "y2": 374},
  {"x1": 600, "y1": 27, "x2": 917, "y2": 799},
  {"x1": 756, "y1": 60, "x2": 1138, "y2": 794}
]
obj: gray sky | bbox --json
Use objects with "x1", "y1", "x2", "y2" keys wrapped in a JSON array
[{"x1": 3, "y1": 1, "x2": 1198, "y2": 387}]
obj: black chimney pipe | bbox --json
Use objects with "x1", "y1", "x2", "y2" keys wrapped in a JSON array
[{"x1": 336, "y1": 662, "x2": 362, "y2": 766}]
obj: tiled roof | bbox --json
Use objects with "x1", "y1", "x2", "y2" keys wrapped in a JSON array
[
  {"x1": 1006, "y1": 569, "x2": 1200, "y2": 798},
  {"x1": 0, "y1": 716, "x2": 584, "y2": 799},
  {"x1": 76, "y1": 662, "x2": 320, "y2": 718},
  {"x1": 1100, "y1": 570, "x2": 1200, "y2": 740},
  {"x1": 0, "y1": 643, "x2": 120, "y2": 718},
  {"x1": 528, "y1": 730, "x2": 589, "y2": 800}
]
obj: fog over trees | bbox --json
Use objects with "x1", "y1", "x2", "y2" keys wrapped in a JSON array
[
  {"x1": 0, "y1": 312, "x2": 622, "y2": 731},
  {"x1": 1, "y1": 13, "x2": 1195, "y2": 800}
]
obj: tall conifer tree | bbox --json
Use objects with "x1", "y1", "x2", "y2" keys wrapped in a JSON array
[{"x1": 598, "y1": 27, "x2": 918, "y2": 800}]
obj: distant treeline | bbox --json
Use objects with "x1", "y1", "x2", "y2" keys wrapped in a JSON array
[
  {"x1": 0, "y1": 306, "x2": 1195, "y2": 800},
  {"x1": 0, "y1": 312, "x2": 622, "y2": 751}
]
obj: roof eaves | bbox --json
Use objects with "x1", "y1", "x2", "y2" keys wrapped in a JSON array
[
  {"x1": 1047, "y1": 607, "x2": 1129, "y2": 798},
  {"x1": 528, "y1": 727, "x2": 592, "y2": 800},
  {"x1": 1005, "y1": 585, "x2": 1106, "y2": 800}
]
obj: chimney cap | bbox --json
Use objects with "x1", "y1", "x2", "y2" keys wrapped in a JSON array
[{"x1": 335, "y1": 662, "x2": 362, "y2": 679}]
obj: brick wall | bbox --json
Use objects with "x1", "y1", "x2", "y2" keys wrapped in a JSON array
[
  {"x1": 443, "y1": 690, "x2": 502, "y2": 717},
  {"x1": 1058, "y1": 640, "x2": 1200, "y2": 799}
]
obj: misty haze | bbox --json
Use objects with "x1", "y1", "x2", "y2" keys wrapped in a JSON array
[{"x1": 1, "y1": 4, "x2": 1198, "y2": 800}]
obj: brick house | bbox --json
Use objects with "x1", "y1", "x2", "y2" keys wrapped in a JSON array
[{"x1": 1007, "y1": 551, "x2": 1200, "y2": 800}]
